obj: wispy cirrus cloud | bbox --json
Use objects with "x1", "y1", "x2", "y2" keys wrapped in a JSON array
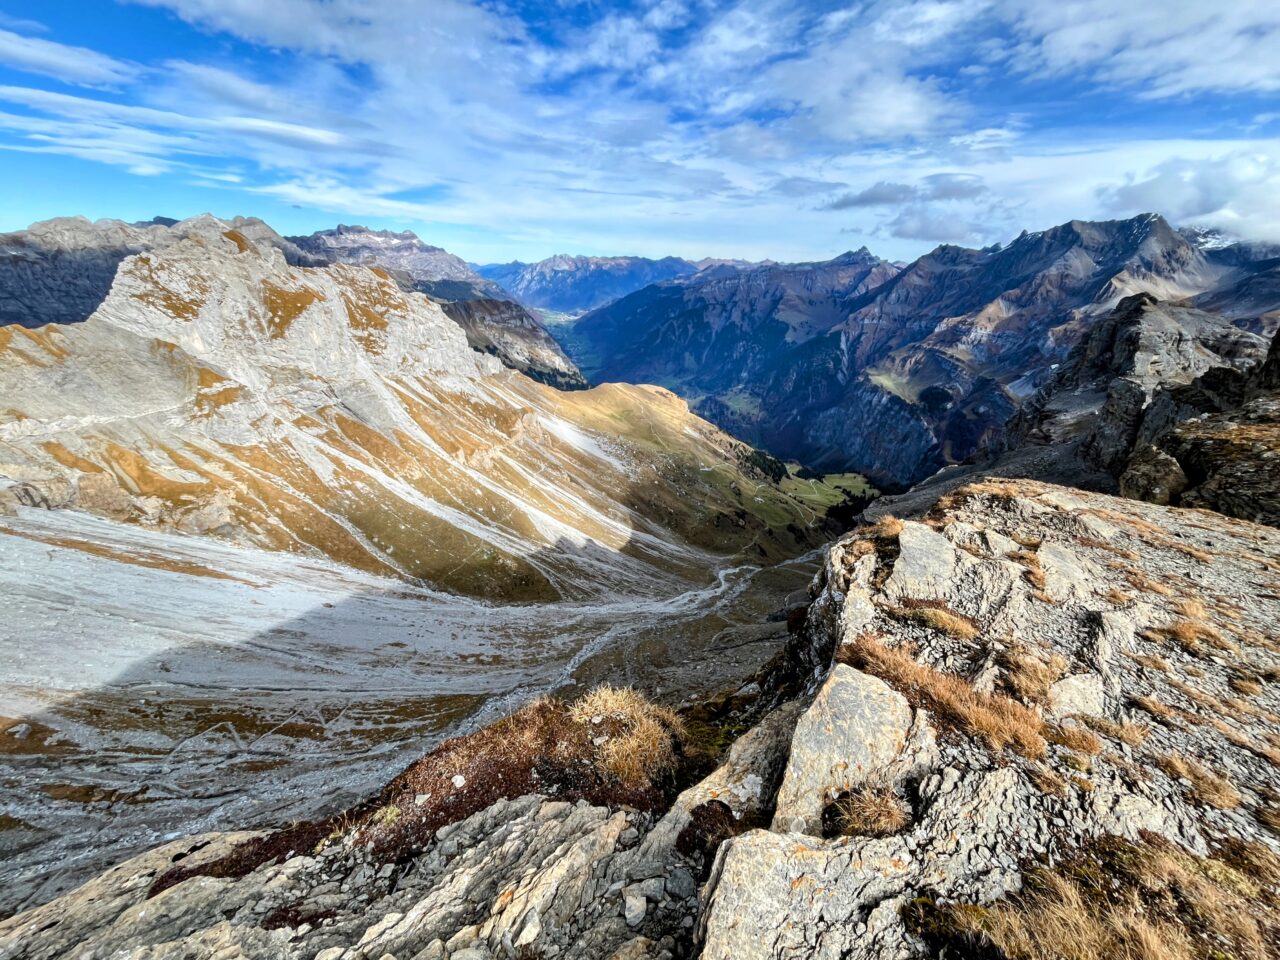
[
  {"x1": 0, "y1": 0, "x2": 1277, "y2": 260},
  {"x1": 0, "y1": 28, "x2": 137, "y2": 87}
]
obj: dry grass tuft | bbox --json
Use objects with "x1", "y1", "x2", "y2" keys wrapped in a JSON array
[
  {"x1": 1144, "y1": 617, "x2": 1238, "y2": 657},
  {"x1": 1029, "y1": 764, "x2": 1067, "y2": 796},
  {"x1": 864, "y1": 514, "x2": 904, "y2": 540},
  {"x1": 1132, "y1": 695, "x2": 1178, "y2": 724},
  {"x1": 1155, "y1": 753, "x2": 1242, "y2": 810},
  {"x1": 1078, "y1": 536, "x2": 1140, "y2": 561},
  {"x1": 909, "y1": 836, "x2": 1275, "y2": 960},
  {"x1": 569, "y1": 685, "x2": 686, "y2": 789},
  {"x1": 1080, "y1": 715, "x2": 1151, "y2": 748},
  {"x1": 1006, "y1": 548, "x2": 1049, "y2": 593},
  {"x1": 1230, "y1": 676, "x2": 1264, "y2": 697},
  {"x1": 830, "y1": 786, "x2": 911, "y2": 837},
  {"x1": 838, "y1": 633, "x2": 1045, "y2": 758},
  {"x1": 998, "y1": 647, "x2": 1068, "y2": 705},
  {"x1": 1131, "y1": 653, "x2": 1171, "y2": 672},
  {"x1": 1124, "y1": 568, "x2": 1177, "y2": 598},
  {"x1": 885, "y1": 599, "x2": 981, "y2": 642},
  {"x1": 1258, "y1": 803, "x2": 1280, "y2": 834},
  {"x1": 1102, "y1": 588, "x2": 1133, "y2": 606},
  {"x1": 1048, "y1": 723, "x2": 1102, "y2": 756}
]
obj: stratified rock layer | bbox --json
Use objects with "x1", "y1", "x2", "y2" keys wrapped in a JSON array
[{"x1": 0, "y1": 218, "x2": 837, "y2": 601}]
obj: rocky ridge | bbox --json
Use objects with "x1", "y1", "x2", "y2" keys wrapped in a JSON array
[
  {"x1": 288, "y1": 226, "x2": 584, "y2": 389},
  {"x1": 0, "y1": 217, "x2": 584, "y2": 390},
  {"x1": 0, "y1": 217, "x2": 841, "y2": 602},
  {"x1": 1011, "y1": 291, "x2": 1280, "y2": 525},
  {"x1": 7, "y1": 478, "x2": 1277, "y2": 958},
  {"x1": 0, "y1": 215, "x2": 319, "y2": 328},
  {"x1": 568, "y1": 215, "x2": 1271, "y2": 487}
]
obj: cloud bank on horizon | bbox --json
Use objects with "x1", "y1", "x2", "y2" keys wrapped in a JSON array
[{"x1": 0, "y1": 0, "x2": 1276, "y2": 262}]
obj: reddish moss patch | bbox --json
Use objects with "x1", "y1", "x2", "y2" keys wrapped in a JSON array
[{"x1": 150, "y1": 691, "x2": 686, "y2": 898}]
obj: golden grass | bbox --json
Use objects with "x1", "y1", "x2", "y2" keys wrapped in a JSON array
[
  {"x1": 1006, "y1": 548, "x2": 1049, "y2": 593},
  {"x1": 1230, "y1": 676, "x2": 1264, "y2": 697},
  {"x1": 1133, "y1": 695, "x2": 1178, "y2": 723},
  {"x1": 838, "y1": 633, "x2": 1045, "y2": 758},
  {"x1": 864, "y1": 514, "x2": 904, "y2": 540},
  {"x1": 830, "y1": 786, "x2": 911, "y2": 837},
  {"x1": 885, "y1": 600, "x2": 981, "y2": 642},
  {"x1": 1078, "y1": 536, "x2": 1140, "y2": 562},
  {"x1": 1029, "y1": 764, "x2": 1068, "y2": 796},
  {"x1": 999, "y1": 647, "x2": 1068, "y2": 705},
  {"x1": 1130, "y1": 653, "x2": 1171, "y2": 672},
  {"x1": 1144, "y1": 618, "x2": 1238, "y2": 657},
  {"x1": 1258, "y1": 804, "x2": 1280, "y2": 834},
  {"x1": 1080, "y1": 715, "x2": 1151, "y2": 748},
  {"x1": 569, "y1": 685, "x2": 686, "y2": 789},
  {"x1": 1155, "y1": 753, "x2": 1242, "y2": 810},
  {"x1": 912, "y1": 837, "x2": 1274, "y2": 960},
  {"x1": 1123, "y1": 568, "x2": 1176, "y2": 597},
  {"x1": 1048, "y1": 724, "x2": 1102, "y2": 755},
  {"x1": 946, "y1": 869, "x2": 1194, "y2": 960}
]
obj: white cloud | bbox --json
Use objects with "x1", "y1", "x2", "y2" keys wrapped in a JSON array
[
  {"x1": 0, "y1": 0, "x2": 1274, "y2": 262},
  {"x1": 998, "y1": 1, "x2": 1280, "y2": 98},
  {"x1": 0, "y1": 29, "x2": 137, "y2": 87},
  {"x1": 1097, "y1": 151, "x2": 1280, "y2": 241}
]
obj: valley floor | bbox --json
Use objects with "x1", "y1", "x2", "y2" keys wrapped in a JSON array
[{"x1": 0, "y1": 508, "x2": 815, "y2": 918}]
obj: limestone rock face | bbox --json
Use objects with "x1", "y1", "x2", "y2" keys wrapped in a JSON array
[
  {"x1": 698, "y1": 479, "x2": 1280, "y2": 959},
  {"x1": 1009, "y1": 290, "x2": 1280, "y2": 526},
  {"x1": 1119, "y1": 443, "x2": 1189, "y2": 504},
  {"x1": 289, "y1": 225, "x2": 585, "y2": 387},
  {"x1": 771, "y1": 665, "x2": 915, "y2": 834},
  {"x1": 0, "y1": 217, "x2": 835, "y2": 601}
]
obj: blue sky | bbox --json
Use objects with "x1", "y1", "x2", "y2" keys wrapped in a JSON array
[{"x1": 0, "y1": 1, "x2": 1277, "y2": 263}]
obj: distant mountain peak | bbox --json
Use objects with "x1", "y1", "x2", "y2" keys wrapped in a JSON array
[{"x1": 476, "y1": 254, "x2": 701, "y2": 312}]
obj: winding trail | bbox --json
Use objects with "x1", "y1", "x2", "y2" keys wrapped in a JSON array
[{"x1": 0, "y1": 507, "x2": 815, "y2": 917}]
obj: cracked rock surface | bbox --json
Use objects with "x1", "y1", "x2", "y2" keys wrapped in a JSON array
[{"x1": 4, "y1": 480, "x2": 1278, "y2": 959}]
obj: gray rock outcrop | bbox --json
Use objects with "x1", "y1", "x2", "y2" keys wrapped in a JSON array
[{"x1": 5, "y1": 480, "x2": 1278, "y2": 959}]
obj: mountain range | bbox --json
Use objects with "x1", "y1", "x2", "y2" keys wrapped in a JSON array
[
  {"x1": 2, "y1": 205, "x2": 1280, "y2": 952},
  {"x1": 0, "y1": 218, "x2": 587, "y2": 392},
  {"x1": 476, "y1": 255, "x2": 701, "y2": 313},
  {"x1": 564, "y1": 214, "x2": 1280, "y2": 487},
  {"x1": 0, "y1": 216, "x2": 849, "y2": 603}
]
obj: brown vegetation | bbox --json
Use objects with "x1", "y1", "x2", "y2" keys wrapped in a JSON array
[
  {"x1": 828, "y1": 786, "x2": 911, "y2": 837},
  {"x1": 1005, "y1": 548, "x2": 1049, "y2": 595},
  {"x1": 1230, "y1": 676, "x2": 1264, "y2": 697},
  {"x1": 838, "y1": 633, "x2": 1045, "y2": 758},
  {"x1": 1047, "y1": 724, "x2": 1102, "y2": 756},
  {"x1": 151, "y1": 686, "x2": 686, "y2": 898},
  {"x1": 884, "y1": 599, "x2": 981, "y2": 642},
  {"x1": 1143, "y1": 615, "x2": 1238, "y2": 657},
  {"x1": 1080, "y1": 715, "x2": 1150, "y2": 748},
  {"x1": 998, "y1": 647, "x2": 1068, "y2": 705},
  {"x1": 908, "y1": 835, "x2": 1277, "y2": 960},
  {"x1": 1155, "y1": 753, "x2": 1242, "y2": 810}
]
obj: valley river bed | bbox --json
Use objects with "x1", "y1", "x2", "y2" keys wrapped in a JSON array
[{"x1": 0, "y1": 507, "x2": 818, "y2": 917}]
